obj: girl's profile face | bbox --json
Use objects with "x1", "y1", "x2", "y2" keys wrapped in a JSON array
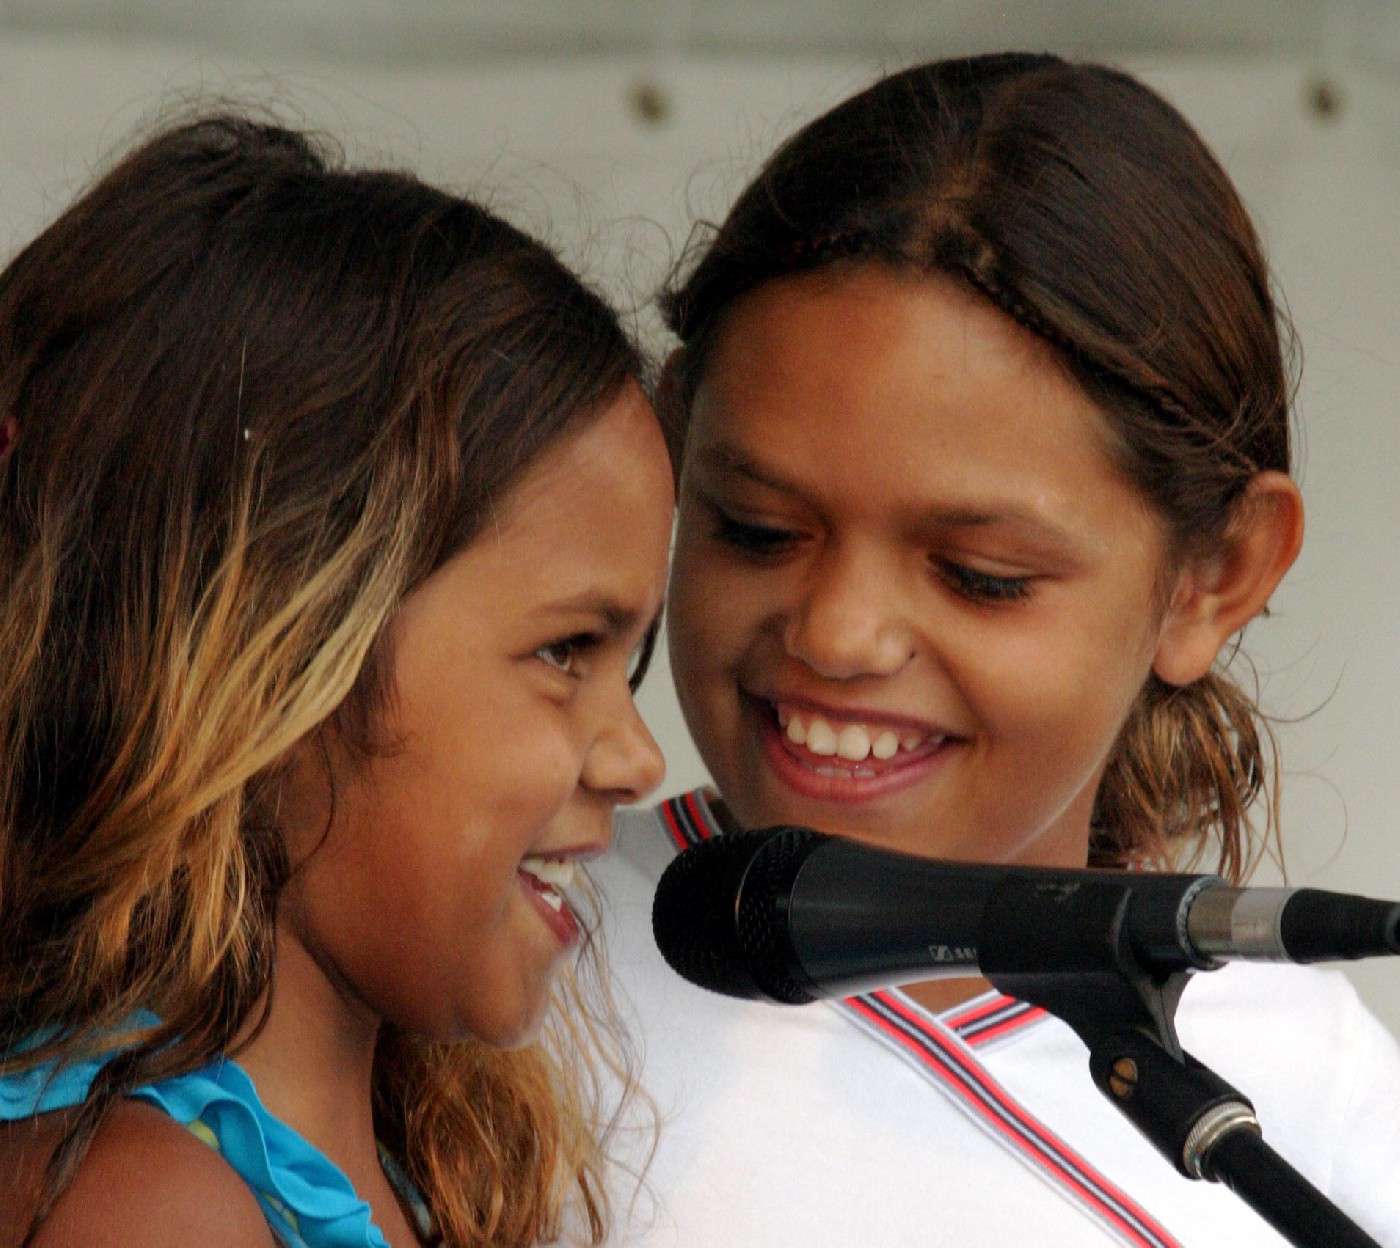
[
  {"x1": 668, "y1": 265, "x2": 1186, "y2": 870},
  {"x1": 278, "y1": 381, "x2": 672, "y2": 1047}
]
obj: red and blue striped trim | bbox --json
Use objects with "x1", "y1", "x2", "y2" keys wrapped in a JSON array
[
  {"x1": 658, "y1": 789, "x2": 723, "y2": 851},
  {"x1": 944, "y1": 991, "x2": 1048, "y2": 1048},
  {"x1": 844, "y1": 991, "x2": 1180, "y2": 1248},
  {"x1": 654, "y1": 790, "x2": 1181, "y2": 1247}
]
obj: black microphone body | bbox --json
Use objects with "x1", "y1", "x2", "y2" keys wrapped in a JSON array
[{"x1": 652, "y1": 826, "x2": 1400, "y2": 1005}]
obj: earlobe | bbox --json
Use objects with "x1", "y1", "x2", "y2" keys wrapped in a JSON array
[{"x1": 1152, "y1": 472, "x2": 1305, "y2": 687}]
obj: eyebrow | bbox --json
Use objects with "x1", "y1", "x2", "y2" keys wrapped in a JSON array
[
  {"x1": 689, "y1": 442, "x2": 795, "y2": 495},
  {"x1": 690, "y1": 440, "x2": 1080, "y2": 543},
  {"x1": 537, "y1": 590, "x2": 661, "y2": 638}
]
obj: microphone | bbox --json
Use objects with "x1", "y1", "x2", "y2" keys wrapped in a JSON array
[{"x1": 651, "y1": 826, "x2": 1400, "y2": 1005}]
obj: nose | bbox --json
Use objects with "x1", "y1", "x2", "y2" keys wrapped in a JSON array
[
  {"x1": 783, "y1": 545, "x2": 914, "y2": 681},
  {"x1": 583, "y1": 691, "x2": 667, "y2": 806}
]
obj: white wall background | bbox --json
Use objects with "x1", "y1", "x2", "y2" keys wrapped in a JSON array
[{"x1": 2, "y1": 24, "x2": 1399, "y2": 1043}]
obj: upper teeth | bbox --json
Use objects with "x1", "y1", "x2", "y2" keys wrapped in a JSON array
[
  {"x1": 778, "y1": 707, "x2": 929, "y2": 763},
  {"x1": 520, "y1": 858, "x2": 576, "y2": 890}
]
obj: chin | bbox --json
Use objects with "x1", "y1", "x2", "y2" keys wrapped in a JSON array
[
  {"x1": 469, "y1": 987, "x2": 558, "y2": 1051},
  {"x1": 389, "y1": 988, "x2": 551, "y2": 1051},
  {"x1": 485, "y1": 1009, "x2": 553, "y2": 1052}
]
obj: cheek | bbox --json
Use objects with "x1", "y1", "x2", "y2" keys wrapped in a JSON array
[
  {"x1": 668, "y1": 592, "x2": 766, "y2": 760},
  {"x1": 665, "y1": 528, "x2": 709, "y2": 632},
  {"x1": 668, "y1": 554, "x2": 736, "y2": 685},
  {"x1": 961, "y1": 598, "x2": 1158, "y2": 740},
  {"x1": 670, "y1": 543, "x2": 780, "y2": 676},
  {"x1": 523, "y1": 730, "x2": 583, "y2": 797}
]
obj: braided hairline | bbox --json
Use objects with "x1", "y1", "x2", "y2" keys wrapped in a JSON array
[
  {"x1": 949, "y1": 257, "x2": 1261, "y2": 483},
  {"x1": 767, "y1": 224, "x2": 1260, "y2": 485},
  {"x1": 952, "y1": 260, "x2": 1248, "y2": 456}
]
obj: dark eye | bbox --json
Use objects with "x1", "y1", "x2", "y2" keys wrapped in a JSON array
[
  {"x1": 939, "y1": 562, "x2": 1033, "y2": 604},
  {"x1": 712, "y1": 513, "x2": 798, "y2": 558},
  {"x1": 536, "y1": 636, "x2": 588, "y2": 675}
]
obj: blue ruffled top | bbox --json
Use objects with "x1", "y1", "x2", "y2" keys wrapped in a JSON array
[{"x1": 0, "y1": 1028, "x2": 432, "y2": 1248}]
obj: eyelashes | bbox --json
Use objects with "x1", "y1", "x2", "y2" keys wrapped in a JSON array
[
  {"x1": 708, "y1": 506, "x2": 1034, "y2": 605},
  {"x1": 936, "y1": 562, "x2": 1033, "y2": 604},
  {"x1": 628, "y1": 620, "x2": 660, "y2": 693},
  {"x1": 710, "y1": 514, "x2": 799, "y2": 558},
  {"x1": 534, "y1": 622, "x2": 659, "y2": 692}
]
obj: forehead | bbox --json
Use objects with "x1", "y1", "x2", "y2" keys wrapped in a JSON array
[
  {"x1": 393, "y1": 383, "x2": 673, "y2": 649},
  {"x1": 463, "y1": 384, "x2": 672, "y2": 594},
  {"x1": 500, "y1": 384, "x2": 672, "y2": 534},
  {"x1": 687, "y1": 266, "x2": 1145, "y2": 533}
]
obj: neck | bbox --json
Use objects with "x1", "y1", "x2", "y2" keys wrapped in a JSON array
[
  {"x1": 899, "y1": 974, "x2": 996, "y2": 1017},
  {"x1": 233, "y1": 929, "x2": 383, "y2": 1185},
  {"x1": 231, "y1": 927, "x2": 429, "y2": 1246}
]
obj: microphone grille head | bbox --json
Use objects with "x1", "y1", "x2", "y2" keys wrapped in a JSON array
[
  {"x1": 651, "y1": 826, "x2": 828, "y2": 1005},
  {"x1": 652, "y1": 830, "x2": 778, "y2": 1000},
  {"x1": 735, "y1": 826, "x2": 824, "y2": 1004}
]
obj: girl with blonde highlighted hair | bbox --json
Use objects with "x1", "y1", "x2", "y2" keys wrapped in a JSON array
[{"x1": 0, "y1": 113, "x2": 674, "y2": 1247}]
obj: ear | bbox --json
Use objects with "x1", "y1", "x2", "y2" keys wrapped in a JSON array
[{"x1": 1152, "y1": 471, "x2": 1305, "y2": 687}]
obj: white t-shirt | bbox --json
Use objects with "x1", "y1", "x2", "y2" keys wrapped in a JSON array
[{"x1": 594, "y1": 790, "x2": 1400, "y2": 1247}]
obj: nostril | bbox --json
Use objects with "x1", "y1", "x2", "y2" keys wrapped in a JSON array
[{"x1": 784, "y1": 618, "x2": 912, "y2": 682}]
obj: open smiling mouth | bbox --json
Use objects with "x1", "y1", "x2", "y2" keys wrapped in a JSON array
[
  {"x1": 518, "y1": 857, "x2": 582, "y2": 946},
  {"x1": 519, "y1": 857, "x2": 576, "y2": 911},
  {"x1": 767, "y1": 701, "x2": 950, "y2": 778}
]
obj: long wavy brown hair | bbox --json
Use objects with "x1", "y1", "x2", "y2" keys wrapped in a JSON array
[
  {"x1": 0, "y1": 112, "x2": 648, "y2": 1245},
  {"x1": 660, "y1": 54, "x2": 1295, "y2": 884}
]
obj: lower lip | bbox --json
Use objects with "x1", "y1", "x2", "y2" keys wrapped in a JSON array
[
  {"x1": 753, "y1": 699, "x2": 953, "y2": 806},
  {"x1": 517, "y1": 871, "x2": 581, "y2": 949}
]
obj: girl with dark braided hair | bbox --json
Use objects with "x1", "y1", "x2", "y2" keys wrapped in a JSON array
[{"x1": 595, "y1": 54, "x2": 1400, "y2": 1245}]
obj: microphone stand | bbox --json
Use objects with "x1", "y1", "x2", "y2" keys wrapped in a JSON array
[{"x1": 979, "y1": 874, "x2": 1380, "y2": 1248}]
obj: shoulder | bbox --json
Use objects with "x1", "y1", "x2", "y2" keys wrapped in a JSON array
[
  {"x1": 1178, "y1": 961, "x2": 1382, "y2": 1043},
  {"x1": 1179, "y1": 965, "x2": 1400, "y2": 1236},
  {"x1": 1177, "y1": 962, "x2": 1390, "y2": 1071},
  {"x1": 0, "y1": 1100, "x2": 276, "y2": 1248},
  {"x1": 1177, "y1": 963, "x2": 1400, "y2": 1128}
]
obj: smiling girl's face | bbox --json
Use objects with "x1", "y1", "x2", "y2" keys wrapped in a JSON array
[
  {"x1": 277, "y1": 381, "x2": 673, "y2": 1048},
  {"x1": 668, "y1": 265, "x2": 1195, "y2": 871}
]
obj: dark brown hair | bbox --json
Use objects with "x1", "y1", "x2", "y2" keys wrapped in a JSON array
[
  {"x1": 662, "y1": 53, "x2": 1293, "y2": 879},
  {"x1": 0, "y1": 112, "x2": 643, "y2": 1245}
]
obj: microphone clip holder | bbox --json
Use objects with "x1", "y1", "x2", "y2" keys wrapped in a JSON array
[{"x1": 978, "y1": 874, "x2": 1379, "y2": 1248}]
